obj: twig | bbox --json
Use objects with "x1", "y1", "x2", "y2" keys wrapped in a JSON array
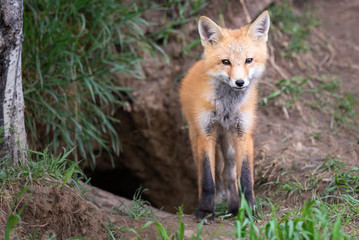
[
  {"x1": 332, "y1": 62, "x2": 359, "y2": 71},
  {"x1": 24, "y1": 222, "x2": 50, "y2": 228},
  {"x1": 239, "y1": 0, "x2": 252, "y2": 23},
  {"x1": 295, "y1": 102, "x2": 307, "y2": 123},
  {"x1": 313, "y1": 31, "x2": 336, "y2": 66},
  {"x1": 282, "y1": 106, "x2": 290, "y2": 120},
  {"x1": 268, "y1": 40, "x2": 290, "y2": 80},
  {"x1": 318, "y1": 53, "x2": 330, "y2": 69}
]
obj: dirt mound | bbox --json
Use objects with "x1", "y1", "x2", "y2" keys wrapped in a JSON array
[
  {"x1": 0, "y1": 181, "x2": 108, "y2": 239},
  {"x1": 0, "y1": 182, "x2": 239, "y2": 239}
]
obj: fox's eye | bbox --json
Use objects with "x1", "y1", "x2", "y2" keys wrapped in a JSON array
[
  {"x1": 245, "y1": 58, "x2": 253, "y2": 64},
  {"x1": 222, "y1": 59, "x2": 231, "y2": 65}
]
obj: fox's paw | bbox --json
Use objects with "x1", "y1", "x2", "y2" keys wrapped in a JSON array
[
  {"x1": 194, "y1": 209, "x2": 214, "y2": 225},
  {"x1": 227, "y1": 207, "x2": 238, "y2": 216}
]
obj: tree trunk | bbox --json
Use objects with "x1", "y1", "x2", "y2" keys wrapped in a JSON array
[{"x1": 0, "y1": 0, "x2": 27, "y2": 163}]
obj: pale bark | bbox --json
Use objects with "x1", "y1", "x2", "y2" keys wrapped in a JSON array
[{"x1": 0, "y1": 0, "x2": 27, "y2": 163}]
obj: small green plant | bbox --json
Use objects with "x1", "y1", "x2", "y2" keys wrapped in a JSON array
[
  {"x1": 332, "y1": 93, "x2": 358, "y2": 128},
  {"x1": 105, "y1": 220, "x2": 124, "y2": 240},
  {"x1": 112, "y1": 187, "x2": 155, "y2": 220},
  {"x1": 310, "y1": 132, "x2": 321, "y2": 140},
  {"x1": 278, "y1": 177, "x2": 317, "y2": 197},
  {"x1": 262, "y1": 74, "x2": 358, "y2": 131},
  {"x1": 149, "y1": 0, "x2": 207, "y2": 59},
  {"x1": 313, "y1": 156, "x2": 345, "y2": 174},
  {"x1": 111, "y1": 204, "x2": 211, "y2": 240},
  {"x1": 215, "y1": 202, "x2": 234, "y2": 220},
  {"x1": 310, "y1": 75, "x2": 358, "y2": 129},
  {"x1": 268, "y1": 0, "x2": 321, "y2": 56},
  {"x1": 261, "y1": 76, "x2": 312, "y2": 105},
  {"x1": 325, "y1": 167, "x2": 359, "y2": 196},
  {"x1": 221, "y1": 199, "x2": 354, "y2": 239},
  {"x1": 4, "y1": 187, "x2": 29, "y2": 240},
  {"x1": 0, "y1": 146, "x2": 84, "y2": 190}
]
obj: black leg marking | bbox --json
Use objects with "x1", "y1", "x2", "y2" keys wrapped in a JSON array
[
  {"x1": 195, "y1": 153, "x2": 215, "y2": 224},
  {"x1": 240, "y1": 158, "x2": 254, "y2": 211}
]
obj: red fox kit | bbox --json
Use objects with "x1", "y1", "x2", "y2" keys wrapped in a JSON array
[{"x1": 179, "y1": 11, "x2": 270, "y2": 224}]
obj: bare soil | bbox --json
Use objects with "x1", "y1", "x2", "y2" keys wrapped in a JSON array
[
  {"x1": 1, "y1": 0, "x2": 358, "y2": 239},
  {"x1": 0, "y1": 181, "x2": 108, "y2": 239}
]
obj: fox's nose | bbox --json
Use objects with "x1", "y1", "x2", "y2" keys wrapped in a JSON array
[{"x1": 235, "y1": 80, "x2": 245, "y2": 87}]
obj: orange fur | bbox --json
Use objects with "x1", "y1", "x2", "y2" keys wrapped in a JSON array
[{"x1": 180, "y1": 11, "x2": 270, "y2": 223}]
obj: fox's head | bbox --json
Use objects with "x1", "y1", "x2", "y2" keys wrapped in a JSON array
[{"x1": 198, "y1": 11, "x2": 270, "y2": 90}]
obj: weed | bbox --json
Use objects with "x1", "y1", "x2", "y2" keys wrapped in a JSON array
[
  {"x1": 214, "y1": 195, "x2": 354, "y2": 239},
  {"x1": 112, "y1": 187, "x2": 155, "y2": 220},
  {"x1": 23, "y1": 0, "x2": 209, "y2": 168},
  {"x1": 215, "y1": 202, "x2": 233, "y2": 220},
  {"x1": 261, "y1": 74, "x2": 358, "y2": 131},
  {"x1": 279, "y1": 178, "x2": 310, "y2": 196},
  {"x1": 105, "y1": 220, "x2": 124, "y2": 240},
  {"x1": 311, "y1": 75, "x2": 358, "y2": 129},
  {"x1": 268, "y1": 0, "x2": 321, "y2": 57},
  {"x1": 258, "y1": 200, "x2": 352, "y2": 239},
  {"x1": 1, "y1": 147, "x2": 83, "y2": 189},
  {"x1": 310, "y1": 132, "x2": 321, "y2": 140},
  {"x1": 333, "y1": 93, "x2": 358, "y2": 127},
  {"x1": 261, "y1": 76, "x2": 312, "y2": 105},
  {"x1": 4, "y1": 187, "x2": 29, "y2": 240},
  {"x1": 149, "y1": 0, "x2": 207, "y2": 59},
  {"x1": 107, "y1": 187, "x2": 358, "y2": 239},
  {"x1": 313, "y1": 156, "x2": 345, "y2": 174},
  {"x1": 111, "y1": 204, "x2": 213, "y2": 239},
  {"x1": 23, "y1": 0, "x2": 167, "y2": 168},
  {"x1": 325, "y1": 167, "x2": 359, "y2": 195}
]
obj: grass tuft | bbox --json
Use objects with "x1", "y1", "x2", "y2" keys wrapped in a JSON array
[
  {"x1": 268, "y1": 0, "x2": 321, "y2": 57},
  {"x1": 23, "y1": 0, "x2": 167, "y2": 168},
  {"x1": 111, "y1": 187, "x2": 155, "y2": 220},
  {"x1": 0, "y1": 146, "x2": 84, "y2": 191}
]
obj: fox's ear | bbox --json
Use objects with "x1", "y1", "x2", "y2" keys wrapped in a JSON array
[
  {"x1": 247, "y1": 11, "x2": 270, "y2": 42},
  {"x1": 198, "y1": 16, "x2": 224, "y2": 46}
]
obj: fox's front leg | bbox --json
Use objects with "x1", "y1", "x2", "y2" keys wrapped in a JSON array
[
  {"x1": 194, "y1": 133, "x2": 216, "y2": 224},
  {"x1": 234, "y1": 134, "x2": 255, "y2": 212}
]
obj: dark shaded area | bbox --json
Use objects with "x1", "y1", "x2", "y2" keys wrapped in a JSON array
[{"x1": 84, "y1": 165, "x2": 154, "y2": 205}]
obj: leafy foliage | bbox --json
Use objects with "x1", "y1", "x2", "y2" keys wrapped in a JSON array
[
  {"x1": 23, "y1": 0, "x2": 165, "y2": 168},
  {"x1": 111, "y1": 187, "x2": 155, "y2": 220},
  {"x1": 268, "y1": 0, "x2": 321, "y2": 56},
  {"x1": 0, "y1": 146, "x2": 84, "y2": 189},
  {"x1": 23, "y1": 0, "x2": 208, "y2": 168}
]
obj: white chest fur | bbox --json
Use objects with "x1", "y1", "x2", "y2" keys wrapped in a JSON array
[{"x1": 198, "y1": 82, "x2": 253, "y2": 135}]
